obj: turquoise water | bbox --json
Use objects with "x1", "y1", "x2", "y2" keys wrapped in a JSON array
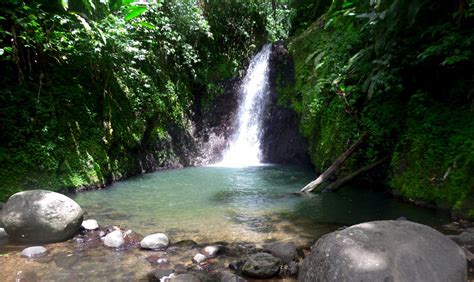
[{"x1": 73, "y1": 165, "x2": 450, "y2": 244}]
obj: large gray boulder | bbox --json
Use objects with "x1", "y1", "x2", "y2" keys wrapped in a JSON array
[
  {"x1": 2, "y1": 190, "x2": 83, "y2": 243},
  {"x1": 298, "y1": 220, "x2": 467, "y2": 282}
]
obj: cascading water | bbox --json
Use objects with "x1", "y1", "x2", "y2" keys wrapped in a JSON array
[{"x1": 217, "y1": 44, "x2": 272, "y2": 167}]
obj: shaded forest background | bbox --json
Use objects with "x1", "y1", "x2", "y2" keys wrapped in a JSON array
[{"x1": 0, "y1": 0, "x2": 473, "y2": 218}]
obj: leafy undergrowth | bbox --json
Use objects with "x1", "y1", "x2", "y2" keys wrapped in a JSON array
[{"x1": 285, "y1": 0, "x2": 474, "y2": 217}]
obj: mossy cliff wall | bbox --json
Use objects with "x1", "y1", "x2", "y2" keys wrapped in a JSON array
[{"x1": 283, "y1": 1, "x2": 474, "y2": 218}]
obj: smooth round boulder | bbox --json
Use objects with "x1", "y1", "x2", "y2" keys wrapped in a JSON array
[
  {"x1": 21, "y1": 246, "x2": 48, "y2": 258},
  {"x1": 140, "y1": 233, "x2": 169, "y2": 250},
  {"x1": 298, "y1": 220, "x2": 467, "y2": 282},
  {"x1": 241, "y1": 252, "x2": 281, "y2": 278},
  {"x1": 2, "y1": 190, "x2": 83, "y2": 243}
]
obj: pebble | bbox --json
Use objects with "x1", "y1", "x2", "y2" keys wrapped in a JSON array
[
  {"x1": 140, "y1": 233, "x2": 169, "y2": 250},
  {"x1": 21, "y1": 246, "x2": 48, "y2": 258},
  {"x1": 193, "y1": 253, "x2": 207, "y2": 263},
  {"x1": 204, "y1": 245, "x2": 220, "y2": 257},
  {"x1": 81, "y1": 219, "x2": 99, "y2": 230},
  {"x1": 103, "y1": 229, "x2": 124, "y2": 248}
]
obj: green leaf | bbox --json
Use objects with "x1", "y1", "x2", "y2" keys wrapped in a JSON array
[
  {"x1": 125, "y1": 6, "x2": 147, "y2": 21},
  {"x1": 139, "y1": 21, "x2": 156, "y2": 29}
]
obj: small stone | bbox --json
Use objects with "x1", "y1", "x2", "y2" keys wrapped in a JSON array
[
  {"x1": 157, "y1": 258, "x2": 168, "y2": 264},
  {"x1": 21, "y1": 246, "x2": 48, "y2": 258},
  {"x1": 204, "y1": 245, "x2": 220, "y2": 257},
  {"x1": 103, "y1": 229, "x2": 124, "y2": 248},
  {"x1": 241, "y1": 252, "x2": 281, "y2": 278},
  {"x1": 397, "y1": 217, "x2": 407, "y2": 221},
  {"x1": 154, "y1": 269, "x2": 174, "y2": 280},
  {"x1": 140, "y1": 233, "x2": 169, "y2": 250},
  {"x1": 193, "y1": 253, "x2": 207, "y2": 263},
  {"x1": 81, "y1": 219, "x2": 99, "y2": 230}
]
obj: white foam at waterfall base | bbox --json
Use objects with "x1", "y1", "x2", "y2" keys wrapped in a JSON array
[{"x1": 214, "y1": 44, "x2": 272, "y2": 168}]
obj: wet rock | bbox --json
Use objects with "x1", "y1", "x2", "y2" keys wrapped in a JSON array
[
  {"x1": 103, "y1": 229, "x2": 124, "y2": 248},
  {"x1": 264, "y1": 241, "x2": 297, "y2": 263},
  {"x1": 465, "y1": 227, "x2": 474, "y2": 233},
  {"x1": 288, "y1": 261, "x2": 299, "y2": 276},
  {"x1": 447, "y1": 235, "x2": 462, "y2": 245},
  {"x1": 204, "y1": 245, "x2": 220, "y2": 257},
  {"x1": 459, "y1": 231, "x2": 474, "y2": 245},
  {"x1": 298, "y1": 220, "x2": 467, "y2": 282},
  {"x1": 81, "y1": 219, "x2": 99, "y2": 230},
  {"x1": 193, "y1": 253, "x2": 207, "y2": 263},
  {"x1": 228, "y1": 261, "x2": 243, "y2": 272},
  {"x1": 221, "y1": 272, "x2": 247, "y2": 282},
  {"x1": 146, "y1": 254, "x2": 167, "y2": 266},
  {"x1": 241, "y1": 252, "x2": 281, "y2": 278},
  {"x1": 53, "y1": 252, "x2": 79, "y2": 268},
  {"x1": 170, "y1": 273, "x2": 201, "y2": 282},
  {"x1": 2, "y1": 190, "x2": 83, "y2": 243},
  {"x1": 173, "y1": 239, "x2": 198, "y2": 249},
  {"x1": 21, "y1": 246, "x2": 48, "y2": 258},
  {"x1": 15, "y1": 270, "x2": 38, "y2": 282},
  {"x1": 141, "y1": 233, "x2": 169, "y2": 250},
  {"x1": 0, "y1": 227, "x2": 8, "y2": 239},
  {"x1": 154, "y1": 269, "x2": 174, "y2": 280},
  {"x1": 123, "y1": 230, "x2": 143, "y2": 247}
]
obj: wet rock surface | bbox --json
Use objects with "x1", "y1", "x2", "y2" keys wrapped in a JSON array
[
  {"x1": 298, "y1": 220, "x2": 467, "y2": 282},
  {"x1": 2, "y1": 190, "x2": 83, "y2": 243},
  {"x1": 264, "y1": 241, "x2": 297, "y2": 264},
  {"x1": 140, "y1": 233, "x2": 169, "y2": 250},
  {"x1": 241, "y1": 252, "x2": 282, "y2": 278},
  {"x1": 21, "y1": 246, "x2": 48, "y2": 258},
  {"x1": 103, "y1": 229, "x2": 124, "y2": 248},
  {"x1": 81, "y1": 219, "x2": 99, "y2": 230},
  {"x1": 260, "y1": 42, "x2": 311, "y2": 166}
]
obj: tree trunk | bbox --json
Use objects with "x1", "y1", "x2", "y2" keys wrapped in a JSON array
[
  {"x1": 300, "y1": 132, "x2": 368, "y2": 193},
  {"x1": 324, "y1": 156, "x2": 390, "y2": 191}
]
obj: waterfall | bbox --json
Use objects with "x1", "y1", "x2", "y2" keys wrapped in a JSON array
[{"x1": 217, "y1": 44, "x2": 272, "y2": 167}]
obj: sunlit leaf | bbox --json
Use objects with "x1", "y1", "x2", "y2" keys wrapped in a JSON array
[
  {"x1": 139, "y1": 21, "x2": 156, "y2": 29},
  {"x1": 125, "y1": 6, "x2": 147, "y2": 21}
]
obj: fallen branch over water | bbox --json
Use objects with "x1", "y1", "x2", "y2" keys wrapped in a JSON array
[
  {"x1": 300, "y1": 133, "x2": 368, "y2": 193},
  {"x1": 324, "y1": 156, "x2": 390, "y2": 191}
]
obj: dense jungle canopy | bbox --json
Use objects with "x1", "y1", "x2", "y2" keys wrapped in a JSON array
[{"x1": 0, "y1": 0, "x2": 473, "y2": 218}]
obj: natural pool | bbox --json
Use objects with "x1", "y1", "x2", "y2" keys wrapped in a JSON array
[
  {"x1": 0, "y1": 165, "x2": 454, "y2": 281},
  {"x1": 73, "y1": 165, "x2": 451, "y2": 244}
]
